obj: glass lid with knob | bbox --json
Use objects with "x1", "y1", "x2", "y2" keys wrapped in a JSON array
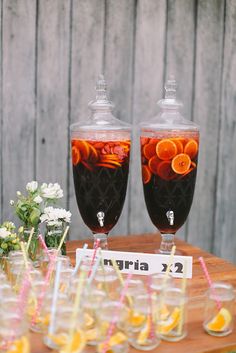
[
  {"x1": 140, "y1": 76, "x2": 200, "y2": 255},
  {"x1": 71, "y1": 74, "x2": 131, "y2": 139},
  {"x1": 140, "y1": 76, "x2": 199, "y2": 132},
  {"x1": 70, "y1": 75, "x2": 131, "y2": 249}
]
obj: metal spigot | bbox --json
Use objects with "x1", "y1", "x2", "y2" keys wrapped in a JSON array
[
  {"x1": 166, "y1": 210, "x2": 174, "y2": 226},
  {"x1": 97, "y1": 211, "x2": 105, "y2": 227}
]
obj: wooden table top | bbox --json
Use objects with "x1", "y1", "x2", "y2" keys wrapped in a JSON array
[{"x1": 32, "y1": 233, "x2": 236, "y2": 353}]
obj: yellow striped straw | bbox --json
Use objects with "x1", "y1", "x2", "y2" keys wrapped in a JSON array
[
  {"x1": 57, "y1": 226, "x2": 69, "y2": 254},
  {"x1": 177, "y1": 260, "x2": 187, "y2": 335},
  {"x1": 64, "y1": 269, "x2": 86, "y2": 353},
  {"x1": 26, "y1": 227, "x2": 35, "y2": 253},
  {"x1": 111, "y1": 258, "x2": 133, "y2": 307}
]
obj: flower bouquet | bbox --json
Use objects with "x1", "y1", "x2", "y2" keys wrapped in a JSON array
[
  {"x1": 0, "y1": 222, "x2": 21, "y2": 272},
  {"x1": 10, "y1": 181, "x2": 68, "y2": 263},
  {"x1": 40, "y1": 206, "x2": 71, "y2": 255}
]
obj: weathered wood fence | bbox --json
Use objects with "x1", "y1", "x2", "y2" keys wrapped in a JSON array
[{"x1": 0, "y1": 0, "x2": 236, "y2": 263}]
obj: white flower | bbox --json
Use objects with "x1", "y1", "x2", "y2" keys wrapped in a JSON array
[
  {"x1": 41, "y1": 183, "x2": 63, "y2": 199},
  {"x1": 26, "y1": 181, "x2": 38, "y2": 193},
  {"x1": 0, "y1": 227, "x2": 11, "y2": 239},
  {"x1": 34, "y1": 195, "x2": 43, "y2": 204},
  {"x1": 10, "y1": 200, "x2": 14, "y2": 206},
  {"x1": 16, "y1": 191, "x2": 21, "y2": 197},
  {"x1": 40, "y1": 206, "x2": 71, "y2": 223}
]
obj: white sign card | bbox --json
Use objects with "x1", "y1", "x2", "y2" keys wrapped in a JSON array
[{"x1": 76, "y1": 248, "x2": 192, "y2": 279}]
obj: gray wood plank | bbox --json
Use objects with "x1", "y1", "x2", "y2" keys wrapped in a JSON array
[
  {"x1": 104, "y1": 0, "x2": 135, "y2": 236},
  {"x1": 2, "y1": 0, "x2": 36, "y2": 221},
  {"x1": 187, "y1": 0, "x2": 225, "y2": 251},
  {"x1": 36, "y1": 0, "x2": 70, "y2": 209},
  {"x1": 214, "y1": 0, "x2": 236, "y2": 262},
  {"x1": 165, "y1": 0, "x2": 196, "y2": 241},
  {"x1": 129, "y1": 0, "x2": 167, "y2": 237},
  {"x1": 69, "y1": 0, "x2": 105, "y2": 240},
  {"x1": 0, "y1": 0, "x2": 2, "y2": 223}
]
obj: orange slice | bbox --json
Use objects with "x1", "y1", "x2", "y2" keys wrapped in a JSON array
[
  {"x1": 100, "y1": 159, "x2": 122, "y2": 167},
  {"x1": 96, "y1": 163, "x2": 116, "y2": 169},
  {"x1": 206, "y1": 307, "x2": 232, "y2": 332},
  {"x1": 77, "y1": 140, "x2": 90, "y2": 160},
  {"x1": 184, "y1": 139, "x2": 198, "y2": 159},
  {"x1": 49, "y1": 333, "x2": 68, "y2": 347},
  {"x1": 93, "y1": 142, "x2": 105, "y2": 149},
  {"x1": 143, "y1": 143, "x2": 157, "y2": 160},
  {"x1": 148, "y1": 156, "x2": 161, "y2": 175},
  {"x1": 142, "y1": 165, "x2": 151, "y2": 184},
  {"x1": 72, "y1": 146, "x2": 81, "y2": 166},
  {"x1": 100, "y1": 154, "x2": 120, "y2": 161},
  {"x1": 171, "y1": 154, "x2": 191, "y2": 175},
  {"x1": 60, "y1": 330, "x2": 86, "y2": 353},
  {"x1": 158, "y1": 307, "x2": 180, "y2": 334},
  {"x1": 97, "y1": 332, "x2": 127, "y2": 353},
  {"x1": 129, "y1": 311, "x2": 146, "y2": 327},
  {"x1": 89, "y1": 144, "x2": 98, "y2": 163},
  {"x1": 171, "y1": 138, "x2": 184, "y2": 154},
  {"x1": 137, "y1": 316, "x2": 151, "y2": 345},
  {"x1": 140, "y1": 137, "x2": 150, "y2": 146},
  {"x1": 84, "y1": 313, "x2": 94, "y2": 329},
  {"x1": 156, "y1": 139, "x2": 177, "y2": 160},
  {"x1": 85, "y1": 328, "x2": 97, "y2": 341},
  {"x1": 157, "y1": 161, "x2": 176, "y2": 180},
  {"x1": 6, "y1": 336, "x2": 30, "y2": 353}
]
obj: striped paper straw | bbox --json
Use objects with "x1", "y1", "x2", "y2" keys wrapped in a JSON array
[{"x1": 199, "y1": 256, "x2": 221, "y2": 310}]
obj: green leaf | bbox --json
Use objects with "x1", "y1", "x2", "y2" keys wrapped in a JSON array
[{"x1": 29, "y1": 208, "x2": 41, "y2": 226}]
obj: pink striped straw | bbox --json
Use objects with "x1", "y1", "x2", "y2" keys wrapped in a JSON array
[
  {"x1": 31, "y1": 253, "x2": 57, "y2": 325},
  {"x1": 88, "y1": 239, "x2": 100, "y2": 278},
  {"x1": 17, "y1": 270, "x2": 31, "y2": 317},
  {"x1": 102, "y1": 273, "x2": 133, "y2": 353},
  {"x1": 38, "y1": 234, "x2": 51, "y2": 258},
  {"x1": 199, "y1": 257, "x2": 222, "y2": 310}
]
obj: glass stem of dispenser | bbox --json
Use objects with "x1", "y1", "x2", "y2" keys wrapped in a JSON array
[
  {"x1": 93, "y1": 233, "x2": 108, "y2": 250},
  {"x1": 159, "y1": 233, "x2": 175, "y2": 254}
]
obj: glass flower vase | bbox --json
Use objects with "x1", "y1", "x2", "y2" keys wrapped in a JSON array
[
  {"x1": 22, "y1": 227, "x2": 40, "y2": 266},
  {"x1": 45, "y1": 222, "x2": 67, "y2": 255}
]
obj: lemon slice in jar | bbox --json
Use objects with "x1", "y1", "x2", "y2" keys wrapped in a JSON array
[
  {"x1": 206, "y1": 307, "x2": 232, "y2": 332},
  {"x1": 6, "y1": 336, "x2": 30, "y2": 353},
  {"x1": 158, "y1": 307, "x2": 180, "y2": 334}
]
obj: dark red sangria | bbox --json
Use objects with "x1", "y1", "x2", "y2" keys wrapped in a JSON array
[{"x1": 72, "y1": 138, "x2": 130, "y2": 234}]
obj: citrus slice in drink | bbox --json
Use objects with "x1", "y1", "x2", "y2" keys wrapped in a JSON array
[
  {"x1": 142, "y1": 165, "x2": 151, "y2": 184},
  {"x1": 60, "y1": 329, "x2": 86, "y2": 353},
  {"x1": 6, "y1": 336, "x2": 30, "y2": 353},
  {"x1": 184, "y1": 139, "x2": 198, "y2": 159},
  {"x1": 171, "y1": 138, "x2": 184, "y2": 154},
  {"x1": 148, "y1": 156, "x2": 161, "y2": 175},
  {"x1": 143, "y1": 143, "x2": 157, "y2": 160},
  {"x1": 72, "y1": 146, "x2": 81, "y2": 166},
  {"x1": 49, "y1": 333, "x2": 68, "y2": 347},
  {"x1": 157, "y1": 161, "x2": 176, "y2": 180},
  {"x1": 206, "y1": 307, "x2": 232, "y2": 332},
  {"x1": 77, "y1": 140, "x2": 90, "y2": 160},
  {"x1": 158, "y1": 307, "x2": 180, "y2": 334},
  {"x1": 171, "y1": 153, "x2": 191, "y2": 174},
  {"x1": 156, "y1": 139, "x2": 177, "y2": 160},
  {"x1": 96, "y1": 162, "x2": 116, "y2": 169},
  {"x1": 137, "y1": 316, "x2": 151, "y2": 345},
  {"x1": 109, "y1": 332, "x2": 127, "y2": 346},
  {"x1": 97, "y1": 332, "x2": 127, "y2": 353},
  {"x1": 85, "y1": 328, "x2": 98, "y2": 341},
  {"x1": 160, "y1": 304, "x2": 170, "y2": 320},
  {"x1": 129, "y1": 311, "x2": 146, "y2": 327},
  {"x1": 84, "y1": 313, "x2": 94, "y2": 329}
]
